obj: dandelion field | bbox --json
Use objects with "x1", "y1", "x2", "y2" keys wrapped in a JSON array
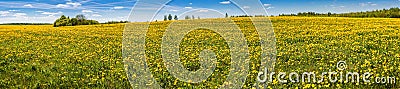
[
  {"x1": 0, "y1": 17, "x2": 399, "y2": 88},
  {"x1": 0, "y1": 24, "x2": 129, "y2": 88}
]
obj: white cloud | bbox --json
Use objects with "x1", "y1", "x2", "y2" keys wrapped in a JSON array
[
  {"x1": 360, "y1": 3, "x2": 367, "y2": 6},
  {"x1": 263, "y1": 4, "x2": 271, "y2": 7},
  {"x1": 170, "y1": 9, "x2": 179, "y2": 12},
  {"x1": 82, "y1": 10, "x2": 93, "y2": 13},
  {"x1": 23, "y1": 4, "x2": 33, "y2": 8},
  {"x1": 330, "y1": 4, "x2": 345, "y2": 8},
  {"x1": 41, "y1": 12, "x2": 60, "y2": 15},
  {"x1": 56, "y1": 2, "x2": 81, "y2": 8},
  {"x1": 263, "y1": 4, "x2": 273, "y2": 9},
  {"x1": 197, "y1": 9, "x2": 209, "y2": 12},
  {"x1": 184, "y1": 7, "x2": 192, "y2": 9},
  {"x1": 113, "y1": 6, "x2": 124, "y2": 9},
  {"x1": 0, "y1": 2, "x2": 59, "y2": 9},
  {"x1": 13, "y1": 13, "x2": 27, "y2": 17},
  {"x1": 219, "y1": 1, "x2": 231, "y2": 4},
  {"x1": 360, "y1": 2, "x2": 377, "y2": 6},
  {"x1": 40, "y1": 11, "x2": 63, "y2": 16},
  {"x1": 56, "y1": 4, "x2": 70, "y2": 8},
  {"x1": 0, "y1": 0, "x2": 113, "y2": 10},
  {"x1": 243, "y1": 6, "x2": 250, "y2": 9},
  {"x1": 92, "y1": 14, "x2": 102, "y2": 17},
  {"x1": 66, "y1": 2, "x2": 81, "y2": 8},
  {"x1": 0, "y1": 11, "x2": 10, "y2": 16},
  {"x1": 35, "y1": 11, "x2": 45, "y2": 13},
  {"x1": 8, "y1": 10, "x2": 20, "y2": 12}
]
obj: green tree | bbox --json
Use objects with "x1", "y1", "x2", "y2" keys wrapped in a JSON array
[
  {"x1": 60, "y1": 15, "x2": 67, "y2": 19},
  {"x1": 76, "y1": 14, "x2": 86, "y2": 21},
  {"x1": 174, "y1": 15, "x2": 178, "y2": 20},
  {"x1": 168, "y1": 14, "x2": 172, "y2": 20},
  {"x1": 53, "y1": 14, "x2": 99, "y2": 27},
  {"x1": 71, "y1": 18, "x2": 78, "y2": 26},
  {"x1": 54, "y1": 15, "x2": 69, "y2": 27},
  {"x1": 185, "y1": 15, "x2": 190, "y2": 20}
]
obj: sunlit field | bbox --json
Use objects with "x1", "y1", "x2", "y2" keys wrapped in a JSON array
[{"x1": 0, "y1": 17, "x2": 399, "y2": 88}]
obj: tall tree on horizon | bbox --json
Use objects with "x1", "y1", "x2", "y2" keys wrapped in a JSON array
[
  {"x1": 174, "y1": 15, "x2": 178, "y2": 20},
  {"x1": 76, "y1": 14, "x2": 86, "y2": 21},
  {"x1": 185, "y1": 15, "x2": 191, "y2": 20},
  {"x1": 168, "y1": 14, "x2": 173, "y2": 20}
]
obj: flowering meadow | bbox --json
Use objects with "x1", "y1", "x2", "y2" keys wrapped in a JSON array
[{"x1": 0, "y1": 17, "x2": 399, "y2": 88}]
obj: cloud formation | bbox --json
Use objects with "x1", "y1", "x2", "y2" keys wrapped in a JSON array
[
  {"x1": 13, "y1": 13, "x2": 27, "y2": 17},
  {"x1": 82, "y1": 10, "x2": 93, "y2": 13},
  {"x1": 263, "y1": 4, "x2": 271, "y2": 7},
  {"x1": 66, "y1": 2, "x2": 82, "y2": 8},
  {"x1": 197, "y1": 9, "x2": 209, "y2": 12},
  {"x1": 243, "y1": 6, "x2": 250, "y2": 9},
  {"x1": 56, "y1": 4, "x2": 69, "y2": 8},
  {"x1": 23, "y1": 4, "x2": 33, "y2": 8},
  {"x1": 360, "y1": 2, "x2": 377, "y2": 7},
  {"x1": 263, "y1": 4, "x2": 273, "y2": 9},
  {"x1": 92, "y1": 14, "x2": 102, "y2": 17},
  {"x1": 219, "y1": 1, "x2": 231, "y2": 4},
  {"x1": 0, "y1": 11, "x2": 10, "y2": 16},
  {"x1": 56, "y1": 2, "x2": 82, "y2": 9},
  {"x1": 184, "y1": 7, "x2": 192, "y2": 9},
  {"x1": 41, "y1": 11, "x2": 63, "y2": 16},
  {"x1": 113, "y1": 6, "x2": 124, "y2": 9},
  {"x1": 170, "y1": 9, "x2": 179, "y2": 12}
]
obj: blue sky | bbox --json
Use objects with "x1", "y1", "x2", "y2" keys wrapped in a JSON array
[{"x1": 0, "y1": 0, "x2": 399, "y2": 23}]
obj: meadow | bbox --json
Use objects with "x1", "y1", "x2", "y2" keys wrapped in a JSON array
[{"x1": 0, "y1": 17, "x2": 399, "y2": 88}]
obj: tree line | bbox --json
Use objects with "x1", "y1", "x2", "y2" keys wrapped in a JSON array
[
  {"x1": 184, "y1": 15, "x2": 201, "y2": 20},
  {"x1": 53, "y1": 14, "x2": 99, "y2": 27},
  {"x1": 163, "y1": 14, "x2": 179, "y2": 21},
  {"x1": 162, "y1": 14, "x2": 204, "y2": 21},
  {"x1": 103, "y1": 21, "x2": 130, "y2": 24},
  {"x1": 226, "y1": 13, "x2": 268, "y2": 17},
  {"x1": 0, "y1": 23, "x2": 52, "y2": 25},
  {"x1": 279, "y1": 7, "x2": 400, "y2": 18}
]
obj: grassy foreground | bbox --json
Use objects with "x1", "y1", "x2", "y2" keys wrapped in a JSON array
[{"x1": 0, "y1": 17, "x2": 399, "y2": 88}]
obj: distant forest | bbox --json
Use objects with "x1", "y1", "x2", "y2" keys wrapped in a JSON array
[
  {"x1": 53, "y1": 14, "x2": 100, "y2": 27},
  {"x1": 53, "y1": 14, "x2": 129, "y2": 27},
  {"x1": 0, "y1": 23, "x2": 52, "y2": 25},
  {"x1": 279, "y1": 7, "x2": 400, "y2": 18}
]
